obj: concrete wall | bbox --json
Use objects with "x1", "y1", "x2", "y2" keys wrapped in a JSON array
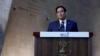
[
  {"x1": 1, "y1": 0, "x2": 100, "y2": 56},
  {"x1": 0, "y1": 0, "x2": 12, "y2": 55}
]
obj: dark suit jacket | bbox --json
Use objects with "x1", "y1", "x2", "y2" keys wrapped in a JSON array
[{"x1": 48, "y1": 19, "x2": 78, "y2": 31}]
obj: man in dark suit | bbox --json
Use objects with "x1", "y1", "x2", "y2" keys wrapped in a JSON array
[{"x1": 48, "y1": 6, "x2": 78, "y2": 31}]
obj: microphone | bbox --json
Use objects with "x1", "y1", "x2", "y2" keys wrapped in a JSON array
[
  {"x1": 58, "y1": 26, "x2": 64, "y2": 31},
  {"x1": 58, "y1": 22, "x2": 64, "y2": 31},
  {"x1": 58, "y1": 26, "x2": 61, "y2": 31},
  {"x1": 58, "y1": 26, "x2": 63, "y2": 31}
]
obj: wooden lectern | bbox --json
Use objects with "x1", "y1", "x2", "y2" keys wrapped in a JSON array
[{"x1": 33, "y1": 32, "x2": 93, "y2": 56}]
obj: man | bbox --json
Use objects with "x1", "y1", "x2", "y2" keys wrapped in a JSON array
[{"x1": 48, "y1": 6, "x2": 78, "y2": 31}]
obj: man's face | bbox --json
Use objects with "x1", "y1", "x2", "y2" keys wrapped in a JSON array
[{"x1": 56, "y1": 7, "x2": 66, "y2": 20}]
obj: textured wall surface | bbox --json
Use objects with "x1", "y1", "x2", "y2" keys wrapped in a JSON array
[
  {"x1": 0, "y1": 0, "x2": 12, "y2": 55},
  {"x1": 1, "y1": 0, "x2": 100, "y2": 56}
]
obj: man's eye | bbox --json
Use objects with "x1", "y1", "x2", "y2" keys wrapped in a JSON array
[{"x1": 57, "y1": 12, "x2": 60, "y2": 13}]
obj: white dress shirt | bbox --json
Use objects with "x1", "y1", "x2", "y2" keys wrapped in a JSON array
[{"x1": 59, "y1": 18, "x2": 67, "y2": 31}]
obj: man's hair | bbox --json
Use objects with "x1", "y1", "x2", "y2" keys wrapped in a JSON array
[{"x1": 55, "y1": 6, "x2": 67, "y2": 13}]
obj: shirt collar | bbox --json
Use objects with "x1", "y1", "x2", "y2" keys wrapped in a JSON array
[{"x1": 59, "y1": 18, "x2": 67, "y2": 24}]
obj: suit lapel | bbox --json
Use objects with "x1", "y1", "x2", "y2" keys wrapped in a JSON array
[
  {"x1": 66, "y1": 20, "x2": 71, "y2": 31},
  {"x1": 56, "y1": 20, "x2": 60, "y2": 31}
]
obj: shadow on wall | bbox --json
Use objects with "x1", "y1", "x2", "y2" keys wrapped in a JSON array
[{"x1": 0, "y1": 25, "x2": 4, "y2": 54}]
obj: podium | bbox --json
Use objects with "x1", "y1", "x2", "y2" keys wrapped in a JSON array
[{"x1": 33, "y1": 32, "x2": 93, "y2": 56}]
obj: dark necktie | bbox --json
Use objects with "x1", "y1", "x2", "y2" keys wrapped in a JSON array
[{"x1": 60, "y1": 21, "x2": 65, "y2": 31}]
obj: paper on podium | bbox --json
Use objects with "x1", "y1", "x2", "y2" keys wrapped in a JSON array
[{"x1": 40, "y1": 32, "x2": 89, "y2": 38}]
